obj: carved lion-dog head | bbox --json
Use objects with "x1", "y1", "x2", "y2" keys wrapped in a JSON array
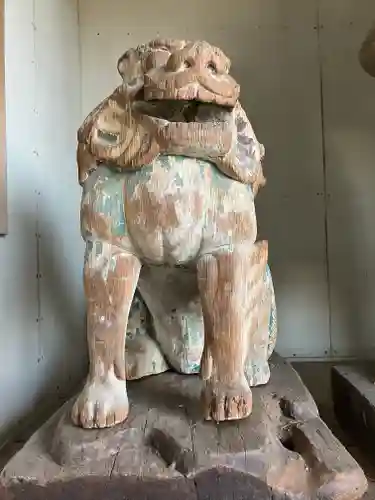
[
  {"x1": 134, "y1": 38, "x2": 265, "y2": 192},
  {"x1": 130, "y1": 39, "x2": 236, "y2": 163},
  {"x1": 77, "y1": 38, "x2": 266, "y2": 194}
]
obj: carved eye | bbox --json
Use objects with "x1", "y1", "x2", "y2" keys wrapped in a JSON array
[
  {"x1": 184, "y1": 60, "x2": 192, "y2": 69},
  {"x1": 207, "y1": 61, "x2": 217, "y2": 74}
]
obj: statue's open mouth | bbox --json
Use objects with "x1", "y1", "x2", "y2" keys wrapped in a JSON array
[
  {"x1": 86, "y1": 91, "x2": 235, "y2": 164},
  {"x1": 132, "y1": 99, "x2": 234, "y2": 159},
  {"x1": 132, "y1": 99, "x2": 233, "y2": 125}
]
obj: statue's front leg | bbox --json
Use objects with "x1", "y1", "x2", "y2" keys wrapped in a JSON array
[
  {"x1": 71, "y1": 240, "x2": 141, "y2": 428},
  {"x1": 197, "y1": 242, "x2": 269, "y2": 422}
]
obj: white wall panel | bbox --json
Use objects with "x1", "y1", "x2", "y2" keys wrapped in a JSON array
[
  {"x1": 33, "y1": 0, "x2": 86, "y2": 395},
  {"x1": 320, "y1": 0, "x2": 375, "y2": 357},
  {"x1": 0, "y1": 0, "x2": 84, "y2": 444}
]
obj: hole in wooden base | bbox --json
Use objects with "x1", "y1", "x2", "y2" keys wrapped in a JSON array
[{"x1": 280, "y1": 433, "x2": 296, "y2": 452}]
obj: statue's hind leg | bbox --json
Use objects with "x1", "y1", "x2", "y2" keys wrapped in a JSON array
[
  {"x1": 245, "y1": 263, "x2": 278, "y2": 387},
  {"x1": 136, "y1": 265, "x2": 204, "y2": 375},
  {"x1": 125, "y1": 291, "x2": 169, "y2": 380}
]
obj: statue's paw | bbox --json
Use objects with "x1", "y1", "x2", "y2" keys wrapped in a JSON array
[
  {"x1": 202, "y1": 378, "x2": 252, "y2": 422},
  {"x1": 71, "y1": 374, "x2": 129, "y2": 429}
]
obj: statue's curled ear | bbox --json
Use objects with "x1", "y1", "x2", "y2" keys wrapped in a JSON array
[{"x1": 117, "y1": 49, "x2": 135, "y2": 79}]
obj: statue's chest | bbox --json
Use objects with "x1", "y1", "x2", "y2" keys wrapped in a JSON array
[
  {"x1": 124, "y1": 156, "x2": 209, "y2": 264},
  {"x1": 126, "y1": 156, "x2": 206, "y2": 219},
  {"x1": 81, "y1": 156, "x2": 257, "y2": 266}
]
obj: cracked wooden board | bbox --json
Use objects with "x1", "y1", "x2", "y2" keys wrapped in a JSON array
[{"x1": 0, "y1": 354, "x2": 368, "y2": 499}]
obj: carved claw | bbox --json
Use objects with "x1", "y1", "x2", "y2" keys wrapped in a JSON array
[
  {"x1": 202, "y1": 379, "x2": 253, "y2": 422},
  {"x1": 71, "y1": 373, "x2": 129, "y2": 429}
]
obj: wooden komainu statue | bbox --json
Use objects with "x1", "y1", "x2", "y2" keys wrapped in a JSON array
[{"x1": 73, "y1": 38, "x2": 278, "y2": 429}]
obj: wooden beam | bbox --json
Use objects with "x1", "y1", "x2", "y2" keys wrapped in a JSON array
[{"x1": 0, "y1": 0, "x2": 7, "y2": 235}]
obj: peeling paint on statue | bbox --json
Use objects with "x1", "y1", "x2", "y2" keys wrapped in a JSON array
[{"x1": 73, "y1": 37, "x2": 278, "y2": 429}]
